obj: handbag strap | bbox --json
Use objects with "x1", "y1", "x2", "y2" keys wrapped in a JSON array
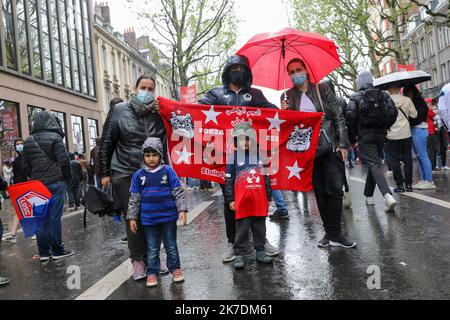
[
  {"x1": 30, "y1": 136, "x2": 61, "y2": 175},
  {"x1": 315, "y1": 85, "x2": 325, "y2": 113}
]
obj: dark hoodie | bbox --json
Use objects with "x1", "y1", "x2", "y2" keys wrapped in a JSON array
[
  {"x1": 23, "y1": 111, "x2": 72, "y2": 186},
  {"x1": 198, "y1": 55, "x2": 277, "y2": 108}
]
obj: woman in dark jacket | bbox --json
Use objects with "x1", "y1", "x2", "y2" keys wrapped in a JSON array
[
  {"x1": 281, "y1": 57, "x2": 355, "y2": 249},
  {"x1": 100, "y1": 75, "x2": 168, "y2": 280}
]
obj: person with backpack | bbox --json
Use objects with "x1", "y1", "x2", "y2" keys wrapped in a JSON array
[
  {"x1": 346, "y1": 71, "x2": 398, "y2": 212},
  {"x1": 404, "y1": 85, "x2": 436, "y2": 190},
  {"x1": 23, "y1": 112, "x2": 74, "y2": 262},
  {"x1": 386, "y1": 85, "x2": 418, "y2": 193}
]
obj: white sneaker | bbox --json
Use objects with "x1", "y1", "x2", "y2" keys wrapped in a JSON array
[
  {"x1": 415, "y1": 181, "x2": 437, "y2": 190},
  {"x1": 384, "y1": 194, "x2": 397, "y2": 213},
  {"x1": 413, "y1": 181, "x2": 427, "y2": 189},
  {"x1": 366, "y1": 197, "x2": 375, "y2": 206},
  {"x1": 442, "y1": 166, "x2": 450, "y2": 171}
]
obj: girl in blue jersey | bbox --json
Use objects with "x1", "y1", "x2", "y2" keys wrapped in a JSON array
[{"x1": 127, "y1": 137, "x2": 188, "y2": 287}]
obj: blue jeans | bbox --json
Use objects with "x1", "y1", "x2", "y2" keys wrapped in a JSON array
[
  {"x1": 37, "y1": 181, "x2": 67, "y2": 257},
  {"x1": 272, "y1": 190, "x2": 287, "y2": 212},
  {"x1": 412, "y1": 127, "x2": 433, "y2": 181},
  {"x1": 143, "y1": 221, "x2": 180, "y2": 276},
  {"x1": 187, "y1": 178, "x2": 200, "y2": 188}
]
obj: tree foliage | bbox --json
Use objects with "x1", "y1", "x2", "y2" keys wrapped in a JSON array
[{"x1": 128, "y1": 0, "x2": 237, "y2": 99}]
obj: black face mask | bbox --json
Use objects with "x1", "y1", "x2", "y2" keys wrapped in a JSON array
[{"x1": 229, "y1": 70, "x2": 247, "y2": 87}]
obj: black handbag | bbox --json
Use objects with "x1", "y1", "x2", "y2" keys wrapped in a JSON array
[{"x1": 81, "y1": 184, "x2": 114, "y2": 229}]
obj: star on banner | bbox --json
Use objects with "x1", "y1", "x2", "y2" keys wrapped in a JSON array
[
  {"x1": 267, "y1": 112, "x2": 287, "y2": 131},
  {"x1": 201, "y1": 106, "x2": 222, "y2": 125},
  {"x1": 286, "y1": 161, "x2": 304, "y2": 180},
  {"x1": 175, "y1": 146, "x2": 194, "y2": 164}
]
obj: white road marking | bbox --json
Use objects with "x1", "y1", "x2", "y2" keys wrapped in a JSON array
[
  {"x1": 75, "y1": 259, "x2": 133, "y2": 300},
  {"x1": 74, "y1": 200, "x2": 215, "y2": 300},
  {"x1": 212, "y1": 190, "x2": 223, "y2": 197},
  {"x1": 349, "y1": 176, "x2": 450, "y2": 210}
]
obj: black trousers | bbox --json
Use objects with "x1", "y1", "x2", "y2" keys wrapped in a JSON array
[
  {"x1": 387, "y1": 138, "x2": 413, "y2": 186},
  {"x1": 359, "y1": 133, "x2": 392, "y2": 197},
  {"x1": 68, "y1": 183, "x2": 81, "y2": 207},
  {"x1": 113, "y1": 175, "x2": 146, "y2": 262},
  {"x1": 427, "y1": 134, "x2": 439, "y2": 170},
  {"x1": 439, "y1": 129, "x2": 448, "y2": 167},
  {"x1": 234, "y1": 216, "x2": 266, "y2": 255},
  {"x1": 220, "y1": 184, "x2": 236, "y2": 244},
  {"x1": 313, "y1": 151, "x2": 345, "y2": 238}
]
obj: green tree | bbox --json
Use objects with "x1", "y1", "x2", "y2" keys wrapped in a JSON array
[{"x1": 128, "y1": 0, "x2": 237, "y2": 99}]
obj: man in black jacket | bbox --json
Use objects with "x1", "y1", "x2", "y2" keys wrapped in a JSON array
[
  {"x1": 23, "y1": 111, "x2": 73, "y2": 262},
  {"x1": 346, "y1": 71, "x2": 398, "y2": 212},
  {"x1": 100, "y1": 75, "x2": 168, "y2": 281},
  {"x1": 199, "y1": 54, "x2": 283, "y2": 262}
]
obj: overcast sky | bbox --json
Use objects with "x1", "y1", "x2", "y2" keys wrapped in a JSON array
[{"x1": 107, "y1": 0, "x2": 291, "y2": 105}]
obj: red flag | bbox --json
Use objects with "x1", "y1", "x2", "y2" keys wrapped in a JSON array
[
  {"x1": 7, "y1": 181, "x2": 54, "y2": 237},
  {"x1": 158, "y1": 97, "x2": 322, "y2": 192}
]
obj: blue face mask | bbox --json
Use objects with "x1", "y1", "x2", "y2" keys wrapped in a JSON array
[
  {"x1": 16, "y1": 145, "x2": 24, "y2": 153},
  {"x1": 137, "y1": 90, "x2": 154, "y2": 105},
  {"x1": 291, "y1": 72, "x2": 307, "y2": 86}
]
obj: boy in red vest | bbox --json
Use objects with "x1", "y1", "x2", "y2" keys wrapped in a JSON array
[{"x1": 225, "y1": 122, "x2": 273, "y2": 270}]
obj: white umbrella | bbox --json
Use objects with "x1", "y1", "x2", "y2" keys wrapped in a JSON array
[{"x1": 373, "y1": 70, "x2": 431, "y2": 90}]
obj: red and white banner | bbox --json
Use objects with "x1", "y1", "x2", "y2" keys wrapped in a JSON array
[
  {"x1": 179, "y1": 84, "x2": 197, "y2": 104},
  {"x1": 397, "y1": 63, "x2": 416, "y2": 72},
  {"x1": 158, "y1": 97, "x2": 323, "y2": 192}
]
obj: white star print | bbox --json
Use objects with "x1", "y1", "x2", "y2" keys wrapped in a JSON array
[
  {"x1": 201, "y1": 106, "x2": 222, "y2": 125},
  {"x1": 267, "y1": 112, "x2": 287, "y2": 131},
  {"x1": 175, "y1": 146, "x2": 194, "y2": 164},
  {"x1": 286, "y1": 161, "x2": 304, "y2": 180}
]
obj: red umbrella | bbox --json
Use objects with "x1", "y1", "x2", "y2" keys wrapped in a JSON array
[{"x1": 236, "y1": 28, "x2": 341, "y2": 91}]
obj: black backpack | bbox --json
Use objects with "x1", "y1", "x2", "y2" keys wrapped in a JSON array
[{"x1": 358, "y1": 89, "x2": 391, "y2": 127}]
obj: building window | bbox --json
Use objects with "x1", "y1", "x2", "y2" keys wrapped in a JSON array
[
  {"x1": 17, "y1": 0, "x2": 31, "y2": 74},
  {"x1": 27, "y1": 105, "x2": 45, "y2": 133},
  {"x1": 0, "y1": 99, "x2": 21, "y2": 145},
  {"x1": 420, "y1": 37, "x2": 428, "y2": 60},
  {"x1": 87, "y1": 118, "x2": 98, "y2": 151},
  {"x1": 442, "y1": 64, "x2": 448, "y2": 84},
  {"x1": 2, "y1": 0, "x2": 18, "y2": 70},
  {"x1": 428, "y1": 31, "x2": 435, "y2": 55},
  {"x1": 102, "y1": 46, "x2": 108, "y2": 73},
  {"x1": 29, "y1": 0, "x2": 42, "y2": 78},
  {"x1": 111, "y1": 52, "x2": 117, "y2": 77},
  {"x1": 51, "y1": 110, "x2": 68, "y2": 145},
  {"x1": 432, "y1": 68, "x2": 438, "y2": 87},
  {"x1": 71, "y1": 115, "x2": 85, "y2": 154},
  {"x1": 50, "y1": 0, "x2": 63, "y2": 85},
  {"x1": 41, "y1": 0, "x2": 54, "y2": 82}
]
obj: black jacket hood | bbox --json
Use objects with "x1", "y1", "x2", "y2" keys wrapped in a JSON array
[
  {"x1": 222, "y1": 55, "x2": 253, "y2": 91},
  {"x1": 31, "y1": 111, "x2": 65, "y2": 138}
]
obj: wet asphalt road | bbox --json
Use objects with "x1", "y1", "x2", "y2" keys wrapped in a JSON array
[{"x1": 0, "y1": 164, "x2": 449, "y2": 300}]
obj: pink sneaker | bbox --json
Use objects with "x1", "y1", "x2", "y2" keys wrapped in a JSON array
[
  {"x1": 172, "y1": 269, "x2": 185, "y2": 283},
  {"x1": 146, "y1": 275, "x2": 158, "y2": 287},
  {"x1": 132, "y1": 261, "x2": 147, "y2": 281}
]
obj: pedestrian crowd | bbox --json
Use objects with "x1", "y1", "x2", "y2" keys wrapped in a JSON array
[{"x1": 1, "y1": 53, "x2": 449, "y2": 290}]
